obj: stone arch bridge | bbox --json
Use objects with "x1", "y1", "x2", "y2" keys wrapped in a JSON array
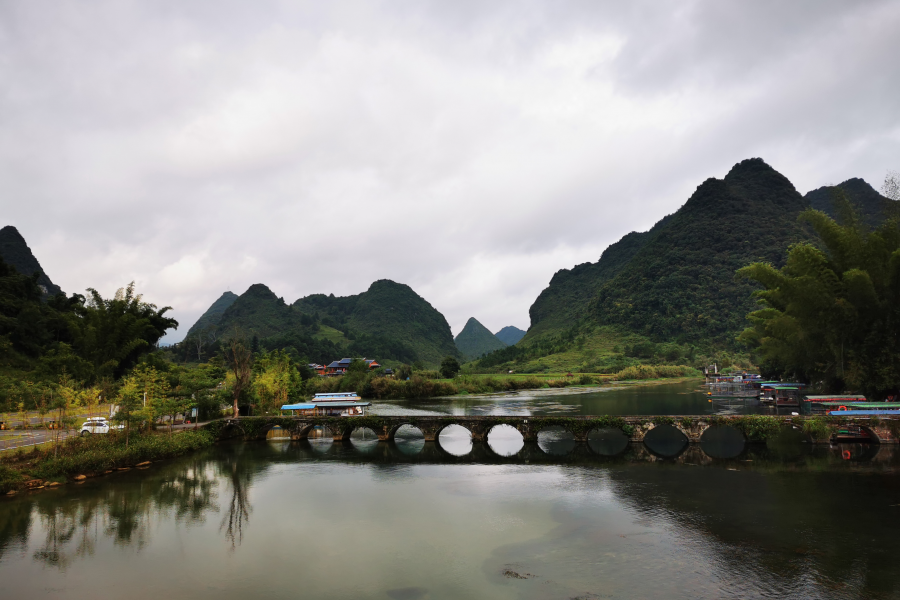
[{"x1": 208, "y1": 414, "x2": 900, "y2": 446}]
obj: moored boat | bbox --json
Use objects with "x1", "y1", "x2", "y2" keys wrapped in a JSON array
[
  {"x1": 281, "y1": 392, "x2": 371, "y2": 417},
  {"x1": 831, "y1": 424, "x2": 874, "y2": 443}
]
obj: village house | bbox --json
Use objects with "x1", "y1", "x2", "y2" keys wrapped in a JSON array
[{"x1": 321, "y1": 358, "x2": 381, "y2": 376}]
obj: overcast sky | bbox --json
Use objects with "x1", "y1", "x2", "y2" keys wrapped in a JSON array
[{"x1": 2, "y1": 1, "x2": 899, "y2": 343}]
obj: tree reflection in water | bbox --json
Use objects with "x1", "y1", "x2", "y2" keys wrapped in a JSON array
[
  {"x1": 23, "y1": 454, "x2": 226, "y2": 569},
  {"x1": 217, "y1": 445, "x2": 253, "y2": 550}
]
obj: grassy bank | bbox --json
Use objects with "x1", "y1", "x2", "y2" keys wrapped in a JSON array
[
  {"x1": 0, "y1": 429, "x2": 214, "y2": 494},
  {"x1": 302, "y1": 365, "x2": 701, "y2": 401},
  {"x1": 611, "y1": 365, "x2": 700, "y2": 381}
]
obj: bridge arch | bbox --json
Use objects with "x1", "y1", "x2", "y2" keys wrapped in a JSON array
[
  {"x1": 388, "y1": 422, "x2": 424, "y2": 442},
  {"x1": 390, "y1": 424, "x2": 426, "y2": 456},
  {"x1": 436, "y1": 423, "x2": 474, "y2": 456},
  {"x1": 699, "y1": 425, "x2": 746, "y2": 459},
  {"x1": 642, "y1": 423, "x2": 689, "y2": 458},
  {"x1": 587, "y1": 427, "x2": 630, "y2": 456},
  {"x1": 264, "y1": 424, "x2": 292, "y2": 441},
  {"x1": 218, "y1": 421, "x2": 246, "y2": 440},
  {"x1": 485, "y1": 423, "x2": 524, "y2": 457},
  {"x1": 297, "y1": 423, "x2": 339, "y2": 443},
  {"x1": 536, "y1": 425, "x2": 577, "y2": 455}
]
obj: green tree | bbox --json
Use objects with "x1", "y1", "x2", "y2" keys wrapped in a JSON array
[
  {"x1": 223, "y1": 336, "x2": 253, "y2": 418},
  {"x1": 738, "y1": 194, "x2": 900, "y2": 398},
  {"x1": 113, "y1": 377, "x2": 144, "y2": 448},
  {"x1": 440, "y1": 356, "x2": 460, "y2": 379},
  {"x1": 68, "y1": 283, "x2": 177, "y2": 381},
  {"x1": 251, "y1": 350, "x2": 302, "y2": 415},
  {"x1": 172, "y1": 363, "x2": 226, "y2": 421}
]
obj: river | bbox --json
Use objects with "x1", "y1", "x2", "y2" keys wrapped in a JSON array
[
  {"x1": 370, "y1": 379, "x2": 767, "y2": 417},
  {"x1": 2, "y1": 381, "x2": 900, "y2": 599}
]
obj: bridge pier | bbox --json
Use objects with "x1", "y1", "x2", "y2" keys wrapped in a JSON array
[{"x1": 868, "y1": 424, "x2": 900, "y2": 444}]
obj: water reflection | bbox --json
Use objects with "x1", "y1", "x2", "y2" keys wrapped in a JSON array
[
  {"x1": 18, "y1": 455, "x2": 221, "y2": 570},
  {"x1": 486, "y1": 424, "x2": 524, "y2": 457},
  {"x1": 392, "y1": 424, "x2": 425, "y2": 456},
  {"x1": 536, "y1": 426, "x2": 577, "y2": 456},
  {"x1": 643, "y1": 424, "x2": 689, "y2": 458},
  {"x1": 378, "y1": 379, "x2": 724, "y2": 417},
  {"x1": 217, "y1": 445, "x2": 252, "y2": 549},
  {"x1": 699, "y1": 425, "x2": 746, "y2": 459},
  {"x1": 436, "y1": 424, "x2": 472, "y2": 456},
  {"x1": 3, "y1": 440, "x2": 900, "y2": 599},
  {"x1": 588, "y1": 427, "x2": 630, "y2": 456}
]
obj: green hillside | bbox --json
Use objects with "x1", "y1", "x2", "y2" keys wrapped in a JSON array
[
  {"x1": 525, "y1": 218, "x2": 671, "y2": 341},
  {"x1": 485, "y1": 158, "x2": 836, "y2": 373},
  {"x1": 494, "y1": 326, "x2": 525, "y2": 345},
  {"x1": 0, "y1": 226, "x2": 63, "y2": 297},
  {"x1": 455, "y1": 317, "x2": 507, "y2": 360},
  {"x1": 185, "y1": 291, "x2": 237, "y2": 338},
  {"x1": 806, "y1": 178, "x2": 894, "y2": 229},
  {"x1": 216, "y1": 284, "x2": 306, "y2": 338},
  {"x1": 294, "y1": 280, "x2": 459, "y2": 364},
  {"x1": 184, "y1": 279, "x2": 458, "y2": 365},
  {"x1": 589, "y1": 158, "x2": 811, "y2": 344}
]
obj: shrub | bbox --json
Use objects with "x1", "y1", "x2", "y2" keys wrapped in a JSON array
[
  {"x1": 802, "y1": 417, "x2": 834, "y2": 442},
  {"x1": 613, "y1": 364, "x2": 700, "y2": 381},
  {"x1": 26, "y1": 430, "x2": 215, "y2": 480},
  {"x1": 0, "y1": 465, "x2": 26, "y2": 494}
]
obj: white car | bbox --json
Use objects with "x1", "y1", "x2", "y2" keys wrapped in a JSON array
[{"x1": 80, "y1": 417, "x2": 122, "y2": 435}]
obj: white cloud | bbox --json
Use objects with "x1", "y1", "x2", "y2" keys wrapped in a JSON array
[{"x1": 0, "y1": 0, "x2": 898, "y2": 342}]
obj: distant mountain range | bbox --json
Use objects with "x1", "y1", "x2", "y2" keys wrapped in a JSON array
[
  {"x1": 188, "y1": 279, "x2": 460, "y2": 365},
  {"x1": 520, "y1": 158, "x2": 894, "y2": 355},
  {"x1": 7, "y1": 157, "x2": 890, "y2": 372},
  {"x1": 454, "y1": 317, "x2": 507, "y2": 361},
  {"x1": 0, "y1": 226, "x2": 63, "y2": 297},
  {"x1": 494, "y1": 326, "x2": 525, "y2": 345}
]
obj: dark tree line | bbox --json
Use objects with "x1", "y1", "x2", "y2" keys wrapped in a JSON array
[{"x1": 0, "y1": 255, "x2": 176, "y2": 383}]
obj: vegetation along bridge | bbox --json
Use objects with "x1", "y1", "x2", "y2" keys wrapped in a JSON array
[{"x1": 208, "y1": 414, "x2": 900, "y2": 447}]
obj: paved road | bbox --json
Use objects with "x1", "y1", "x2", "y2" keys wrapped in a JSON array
[
  {"x1": 0, "y1": 419, "x2": 213, "y2": 452},
  {"x1": 0, "y1": 429, "x2": 75, "y2": 452}
]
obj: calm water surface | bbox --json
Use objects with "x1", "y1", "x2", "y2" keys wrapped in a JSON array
[
  {"x1": 371, "y1": 379, "x2": 768, "y2": 417},
  {"x1": 3, "y1": 382, "x2": 900, "y2": 599},
  {"x1": 2, "y1": 437, "x2": 900, "y2": 600}
]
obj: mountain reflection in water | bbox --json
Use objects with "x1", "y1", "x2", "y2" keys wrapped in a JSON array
[{"x1": 1, "y1": 439, "x2": 899, "y2": 599}]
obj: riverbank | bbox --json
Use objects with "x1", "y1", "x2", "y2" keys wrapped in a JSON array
[
  {"x1": 0, "y1": 429, "x2": 214, "y2": 495},
  {"x1": 343, "y1": 365, "x2": 701, "y2": 400}
]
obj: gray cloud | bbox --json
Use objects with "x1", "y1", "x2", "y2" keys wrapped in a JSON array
[{"x1": 1, "y1": 1, "x2": 897, "y2": 342}]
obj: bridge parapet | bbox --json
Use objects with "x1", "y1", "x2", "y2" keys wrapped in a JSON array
[{"x1": 206, "y1": 414, "x2": 900, "y2": 446}]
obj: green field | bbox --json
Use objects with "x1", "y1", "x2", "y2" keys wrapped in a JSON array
[{"x1": 314, "y1": 325, "x2": 348, "y2": 345}]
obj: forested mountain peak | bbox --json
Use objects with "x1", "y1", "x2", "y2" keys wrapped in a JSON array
[
  {"x1": 0, "y1": 225, "x2": 63, "y2": 297},
  {"x1": 524, "y1": 213, "x2": 672, "y2": 341},
  {"x1": 805, "y1": 178, "x2": 892, "y2": 229},
  {"x1": 185, "y1": 291, "x2": 238, "y2": 338},
  {"x1": 494, "y1": 326, "x2": 526, "y2": 346},
  {"x1": 243, "y1": 283, "x2": 282, "y2": 302},
  {"x1": 676, "y1": 158, "x2": 804, "y2": 218},
  {"x1": 588, "y1": 158, "x2": 808, "y2": 343},
  {"x1": 523, "y1": 157, "x2": 813, "y2": 351},
  {"x1": 186, "y1": 278, "x2": 458, "y2": 365},
  {"x1": 295, "y1": 278, "x2": 459, "y2": 364},
  {"x1": 454, "y1": 317, "x2": 507, "y2": 361},
  {"x1": 215, "y1": 284, "x2": 300, "y2": 338}
]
